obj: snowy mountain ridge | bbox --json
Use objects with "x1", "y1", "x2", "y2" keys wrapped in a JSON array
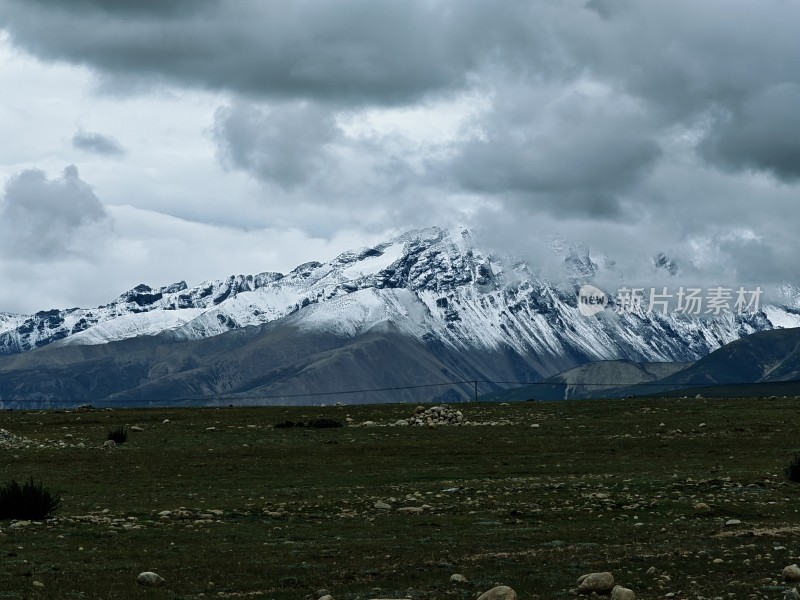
[{"x1": 2, "y1": 227, "x2": 799, "y2": 371}]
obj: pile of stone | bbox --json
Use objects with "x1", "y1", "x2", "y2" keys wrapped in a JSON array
[
  {"x1": 0, "y1": 428, "x2": 33, "y2": 449},
  {"x1": 402, "y1": 405, "x2": 466, "y2": 427},
  {"x1": 155, "y1": 507, "x2": 224, "y2": 526}
]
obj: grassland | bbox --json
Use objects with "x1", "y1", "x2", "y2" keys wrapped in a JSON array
[{"x1": 0, "y1": 397, "x2": 799, "y2": 600}]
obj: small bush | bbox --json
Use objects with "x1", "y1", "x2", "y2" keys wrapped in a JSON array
[
  {"x1": 0, "y1": 478, "x2": 61, "y2": 520},
  {"x1": 106, "y1": 426, "x2": 128, "y2": 444},
  {"x1": 784, "y1": 451, "x2": 800, "y2": 483}
]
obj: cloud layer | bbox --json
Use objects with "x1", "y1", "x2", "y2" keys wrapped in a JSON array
[
  {"x1": 0, "y1": 0, "x2": 799, "y2": 311},
  {"x1": 0, "y1": 165, "x2": 110, "y2": 260},
  {"x1": 72, "y1": 130, "x2": 125, "y2": 157}
]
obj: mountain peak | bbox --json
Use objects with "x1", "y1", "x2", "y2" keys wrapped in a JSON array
[{"x1": 0, "y1": 226, "x2": 797, "y2": 369}]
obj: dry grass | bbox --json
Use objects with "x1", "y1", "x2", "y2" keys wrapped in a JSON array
[{"x1": 0, "y1": 397, "x2": 798, "y2": 599}]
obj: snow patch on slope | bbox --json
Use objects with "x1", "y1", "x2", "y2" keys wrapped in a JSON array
[
  {"x1": 763, "y1": 305, "x2": 800, "y2": 330},
  {"x1": 342, "y1": 244, "x2": 404, "y2": 279},
  {"x1": 292, "y1": 288, "x2": 432, "y2": 339},
  {"x1": 57, "y1": 309, "x2": 207, "y2": 346}
]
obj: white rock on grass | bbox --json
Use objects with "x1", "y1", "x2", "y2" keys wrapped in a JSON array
[
  {"x1": 137, "y1": 571, "x2": 165, "y2": 586},
  {"x1": 477, "y1": 585, "x2": 517, "y2": 600},
  {"x1": 102, "y1": 440, "x2": 115, "y2": 449},
  {"x1": 783, "y1": 564, "x2": 800, "y2": 582},
  {"x1": 450, "y1": 573, "x2": 468, "y2": 583},
  {"x1": 374, "y1": 501, "x2": 392, "y2": 510},
  {"x1": 611, "y1": 584, "x2": 636, "y2": 600},
  {"x1": 577, "y1": 572, "x2": 615, "y2": 594}
]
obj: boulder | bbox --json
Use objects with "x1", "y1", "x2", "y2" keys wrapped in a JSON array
[
  {"x1": 137, "y1": 571, "x2": 165, "y2": 586},
  {"x1": 477, "y1": 585, "x2": 517, "y2": 600},
  {"x1": 577, "y1": 572, "x2": 615, "y2": 594},
  {"x1": 783, "y1": 564, "x2": 800, "y2": 582},
  {"x1": 611, "y1": 585, "x2": 635, "y2": 600}
]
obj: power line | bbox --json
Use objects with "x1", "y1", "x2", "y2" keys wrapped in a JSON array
[
  {"x1": 22, "y1": 378, "x2": 799, "y2": 409},
  {"x1": 207, "y1": 380, "x2": 478, "y2": 402},
  {"x1": 197, "y1": 378, "x2": 800, "y2": 403}
]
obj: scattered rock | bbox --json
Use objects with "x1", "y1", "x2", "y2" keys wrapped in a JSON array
[
  {"x1": 0, "y1": 428, "x2": 34, "y2": 449},
  {"x1": 694, "y1": 502, "x2": 711, "y2": 511},
  {"x1": 783, "y1": 564, "x2": 800, "y2": 582},
  {"x1": 130, "y1": 426, "x2": 144, "y2": 432},
  {"x1": 477, "y1": 585, "x2": 517, "y2": 600},
  {"x1": 32, "y1": 581, "x2": 45, "y2": 589},
  {"x1": 785, "y1": 588, "x2": 800, "y2": 600},
  {"x1": 577, "y1": 572, "x2": 615, "y2": 594},
  {"x1": 611, "y1": 584, "x2": 635, "y2": 600},
  {"x1": 314, "y1": 590, "x2": 331, "y2": 600},
  {"x1": 450, "y1": 573, "x2": 468, "y2": 583},
  {"x1": 102, "y1": 439, "x2": 116, "y2": 449},
  {"x1": 725, "y1": 519, "x2": 742, "y2": 526},
  {"x1": 374, "y1": 501, "x2": 391, "y2": 510},
  {"x1": 137, "y1": 571, "x2": 165, "y2": 586},
  {"x1": 406, "y1": 405, "x2": 465, "y2": 427}
]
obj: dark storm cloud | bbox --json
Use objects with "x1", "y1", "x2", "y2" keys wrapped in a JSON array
[
  {"x1": 0, "y1": 0, "x2": 487, "y2": 105},
  {"x1": 0, "y1": 166, "x2": 109, "y2": 260},
  {"x1": 2, "y1": 0, "x2": 800, "y2": 269},
  {"x1": 13, "y1": 0, "x2": 213, "y2": 18},
  {"x1": 564, "y1": 0, "x2": 800, "y2": 181},
  {"x1": 698, "y1": 84, "x2": 800, "y2": 181},
  {"x1": 440, "y1": 84, "x2": 662, "y2": 219},
  {"x1": 72, "y1": 130, "x2": 125, "y2": 157},
  {"x1": 212, "y1": 102, "x2": 341, "y2": 190}
]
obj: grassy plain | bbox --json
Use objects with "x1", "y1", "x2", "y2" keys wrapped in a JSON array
[{"x1": 0, "y1": 397, "x2": 798, "y2": 599}]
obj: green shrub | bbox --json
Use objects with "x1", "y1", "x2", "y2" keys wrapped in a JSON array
[
  {"x1": 784, "y1": 451, "x2": 800, "y2": 483},
  {"x1": 106, "y1": 426, "x2": 128, "y2": 444},
  {"x1": 0, "y1": 478, "x2": 61, "y2": 520}
]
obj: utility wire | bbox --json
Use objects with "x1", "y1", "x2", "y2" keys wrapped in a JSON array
[{"x1": 195, "y1": 378, "x2": 800, "y2": 403}]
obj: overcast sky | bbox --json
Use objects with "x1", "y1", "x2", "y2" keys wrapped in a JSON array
[{"x1": 0, "y1": 0, "x2": 798, "y2": 314}]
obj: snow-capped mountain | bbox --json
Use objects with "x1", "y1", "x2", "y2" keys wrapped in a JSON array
[
  {"x1": 1, "y1": 226, "x2": 800, "y2": 408},
  {"x1": 1, "y1": 226, "x2": 799, "y2": 363}
]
